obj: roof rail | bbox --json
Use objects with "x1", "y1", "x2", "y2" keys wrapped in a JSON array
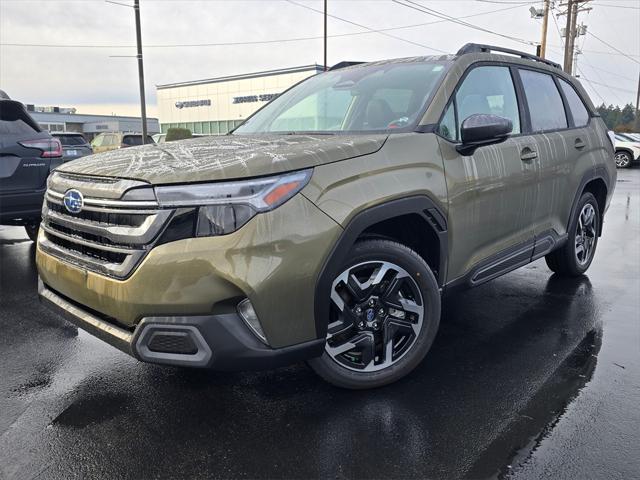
[
  {"x1": 456, "y1": 43, "x2": 562, "y2": 70},
  {"x1": 329, "y1": 61, "x2": 365, "y2": 71}
]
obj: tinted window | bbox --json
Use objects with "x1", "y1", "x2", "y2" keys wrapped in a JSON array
[
  {"x1": 0, "y1": 101, "x2": 41, "y2": 135},
  {"x1": 558, "y1": 79, "x2": 589, "y2": 127},
  {"x1": 455, "y1": 66, "x2": 520, "y2": 135},
  {"x1": 519, "y1": 70, "x2": 568, "y2": 132},
  {"x1": 122, "y1": 135, "x2": 153, "y2": 146},
  {"x1": 56, "y1": 134, "x2": 87, "y2": 146}
]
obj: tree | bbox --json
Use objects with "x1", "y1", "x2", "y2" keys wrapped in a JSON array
[
  {"x1": 165, "y1": 128, "x2": 192, "y2": 142},
  {"x1": 620, "y1": 103, "x2": 636, "y2": 126}
]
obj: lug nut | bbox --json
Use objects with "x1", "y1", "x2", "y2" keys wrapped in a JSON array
[
  {"x1": 372, "y1": 322, "x2": 380, "y2": 330},
  {"x1": 355, "y1": 306, "x2": 362, "y2": 314},
  {"x1": 378, "y1": 308, "x2": 385, "y2": 316},
  {"x1": 358, "y1": 321, "x2": 365, "y2": 329},
  {"x1": 368, "y1": 298, "x2": 376, "y2": 307}
]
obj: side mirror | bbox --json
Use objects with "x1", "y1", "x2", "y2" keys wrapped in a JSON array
[{"x1": 456, "y1": 114, "x2": 513, "y2": 156}]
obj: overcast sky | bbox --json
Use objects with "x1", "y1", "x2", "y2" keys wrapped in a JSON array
[{"x1": 1, "y1": 0, "x2": 638, "y2": 118}]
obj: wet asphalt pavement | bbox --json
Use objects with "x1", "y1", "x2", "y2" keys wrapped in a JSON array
[{"x1": 1, "y1": 169, "x2": 639, "y2": 480}]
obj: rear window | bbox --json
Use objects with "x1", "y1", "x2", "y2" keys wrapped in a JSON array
[
  {"x1": 122, "y1": 135, "x2": 154, "y2": 146},
  {"x1": 519, "y1": 69, "x2": 568, "y2": 132},
  {"x1": 55, "y1": 134, "x2": 87, "y2": 146},
  {"x1": 0, "y1": 101, "x2": 41, "y2": 135},
  {"x1": 558, "y1": 79, "x2": 589, "y2": 127}
]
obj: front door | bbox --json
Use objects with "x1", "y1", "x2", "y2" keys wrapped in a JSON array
[{"x1": 436, "y1": 64, "x2": 539, "y2": 283}]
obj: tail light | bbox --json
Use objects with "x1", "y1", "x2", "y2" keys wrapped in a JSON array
[{"x1": 19, "y1": 138, "x2": 63, "y2": 158}]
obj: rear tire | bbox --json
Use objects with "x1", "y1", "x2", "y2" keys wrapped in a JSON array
[
  {"x1": 308, "y1": 239, "x2": 441, "y2": 389},
  {"x1": 24, "y1": 222, "x2": 40, "y2": 242},
  {"x1": 545, "y1": 192, "x2": 599, "y2": 276},
  {"x1": 615, "y1": 151, "x2": 632, "y2": 168}
]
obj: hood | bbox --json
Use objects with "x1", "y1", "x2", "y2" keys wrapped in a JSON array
[{"x1": 57, "y1": 133, "x2": 388, "y2": 185}]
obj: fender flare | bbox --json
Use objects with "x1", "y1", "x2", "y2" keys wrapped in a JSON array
[
  {"x1": 567, "y1": 166, "x2": 610, "y2": 237},
  {"x1": 313, "y1": 195, "x2": 448, "y2": 338}
]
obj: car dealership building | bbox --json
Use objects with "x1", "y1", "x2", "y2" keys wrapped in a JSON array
[
  {"x1": 27, "y1": 106, "x2": 160, "y2": 140},
  {"x1": 156, "y1": 64, "x2": 324, "y2": 135}
]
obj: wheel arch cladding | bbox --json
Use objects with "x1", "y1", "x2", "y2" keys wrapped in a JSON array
[
  {"x1": 583, "y1": 178, "x2": 607, "y2": 230},
  {"x1": 569, "y1": 168, "x2": 609, "y2": 238},
  {"x1": 313, "y1": 196, "x2": 448, "y2": 339}
]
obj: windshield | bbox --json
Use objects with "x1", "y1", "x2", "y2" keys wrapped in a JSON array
[
  {"x1": 234, "y1": 60, "x2": 450, "y2": 135},
  {"x1": 55, "y1": 134, "x2": 87, "y2": 146}
]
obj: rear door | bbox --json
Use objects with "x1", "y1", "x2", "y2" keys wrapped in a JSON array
[
  {"x1": 436, "y1": 64, "x2": 539, "y2": 282},
  {"x1": 517, "y1": 69, "x2": 586, "y2": 246},
  {"x1": 0, "y1": 100, "x2": 52, "y2": 194}
]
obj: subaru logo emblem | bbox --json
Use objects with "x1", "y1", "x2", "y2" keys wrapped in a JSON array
[
  {"x1": 366, "y1": 308, "x2": 375, "y2": 322},
  {"x1": 63, "y1": 189, "x2": 84, "y2": 214}
]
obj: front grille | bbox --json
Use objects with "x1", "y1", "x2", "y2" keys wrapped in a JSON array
[
  {"x1": 47, "y1": 201, "x2": 147, "y2": 227},
  {"x1": 40, "y1": 176, "x2": 174, "y2": 279}
]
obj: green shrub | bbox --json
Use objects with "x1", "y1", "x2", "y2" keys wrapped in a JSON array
[{"x1": 165, "y1": 128, "x2": 192, "y2": 142}]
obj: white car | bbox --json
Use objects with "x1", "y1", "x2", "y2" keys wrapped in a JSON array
[{"x1": 614, "y1": 133, "x2": 640, "y2": 168}]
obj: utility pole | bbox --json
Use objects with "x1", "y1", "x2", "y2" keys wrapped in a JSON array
[
  {"x1": 562, "y1": 0, "x2": 575, "y2": 73},
  {"x1": 323, "y1": 0, "x2": 327, "y2": 70},
  {"x1": 134, "y1": 0, "x2": 148, "y2": 143},
  {"x1": 635, "y1": 70, "x2": 640, "y2": 130},
  {"x1": 539, "y1": 0, "x2": 550, "y2": 59}
]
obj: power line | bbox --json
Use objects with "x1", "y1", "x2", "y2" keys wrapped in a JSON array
[
  {"x1": 586, "y1": 30, "x2": 640, "y2": 65},
  {"x1": 0, "y1": 3, "x2": 526, "y2": 50},
  {"x1": 578, "y1": 77, "x2": 636, "y2": 94},
  {"x1": 392, "y1": 0, "x2": 537, "y2": 46},
  {"x1": 286, "y1": 0, "x2": 448, "y2": 54},
  {"x1": 595, "y1": 3, "x2": 640, "y2": 10},
  {"x1": 576, "y1": 67, "x2": 607, "y2": 104}
]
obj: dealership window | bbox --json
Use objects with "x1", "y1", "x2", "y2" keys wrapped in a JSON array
[
  {"x1": 39, "y1": 122, "x2": 65, "y2": 132},
  {"x1": 519, "y1": 69, "x2": 568, "y2": 132}
]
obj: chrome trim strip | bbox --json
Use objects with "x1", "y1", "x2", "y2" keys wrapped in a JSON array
[
  {"x1": 47, "y1": 190, "x2": 158, "y2": 209},
  {"x1": 41, "y1": 224, "x2": 139, "y2": 254},
  {"x1": 44, "y1": 207, "x2": 172, "y2": 245},
  {"x1": 46, "y1": 193, "x2": 158, "y2": 215},
  {"x1": 39, "y1": 235, "x2": 145, "y2": 278}
]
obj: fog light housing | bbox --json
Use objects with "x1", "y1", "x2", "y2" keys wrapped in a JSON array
[{"x1": 237, "y1": 298, "x2": 267, "y2": 344}]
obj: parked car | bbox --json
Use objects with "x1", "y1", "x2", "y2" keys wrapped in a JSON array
[
  {"x1": 152, "y1": 133, "x2": 165, "y2": 144},
  {"x1": 90, "y1": 132, "x2": 154, "y2": 153},
  {"x1": 37, "y1": 44, "x2": 615, "y2": 388},
  {"x1": 613, "y1": 133, "x2": 640, "y2": 168},
  {"x1": 51, "y1": 132, "x2": 92, "y2": 161},
  {"x1": 0, "y1": 89, "x2": 62, "y2": 241}
]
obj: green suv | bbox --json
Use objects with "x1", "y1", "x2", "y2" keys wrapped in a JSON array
[{"x1": 37, "y1": 44, "x2": 615, "y2": 388}]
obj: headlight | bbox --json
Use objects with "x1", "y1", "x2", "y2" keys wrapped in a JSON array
[{"x1": 155, "y1": 169, "x2": 312, "y2": 237}]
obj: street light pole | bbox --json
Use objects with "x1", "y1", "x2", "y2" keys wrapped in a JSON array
[
  {"x1": 324, "y1": 0, "x2": 327, "y2": 71},
  {"x1": 539, "y1": 0, "x2": 550, "y2": 59},
  {"x1": 134, "y1": 0, "x2": 148, "y2": 143}
]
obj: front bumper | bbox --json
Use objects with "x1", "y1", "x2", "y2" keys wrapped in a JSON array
[
  {"x1": 39, "y1": 280, "x2": 325, "y2": 369},
  {"x1": 36, "y1": 194, "x2": 342, "y2": 348}
]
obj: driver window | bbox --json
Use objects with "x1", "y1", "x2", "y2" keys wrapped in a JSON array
[{"x1": 455, "y1": 66, "x2": 520, "y2": 135}]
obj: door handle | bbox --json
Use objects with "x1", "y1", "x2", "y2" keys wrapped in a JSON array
[
  {"x1": 574, "y1": 138, "x2": 586, "y2": 149},
  {"x1": 520, "y1": 147, "x2": 538, "y2": 161}
]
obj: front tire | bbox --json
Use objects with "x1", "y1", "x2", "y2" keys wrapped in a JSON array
[
  {"x1": 615, "y1": 151, "x2": 632, "y2": 168},
  {"x1": 545, "y1": 192, "x2": 600, "y2": 276},
  {"x1": 24, "y1": 222, "x2": 40, "y2": 242},
  {"x1": 308, "y1": 239, "x2": 441, "y2": 389}
]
